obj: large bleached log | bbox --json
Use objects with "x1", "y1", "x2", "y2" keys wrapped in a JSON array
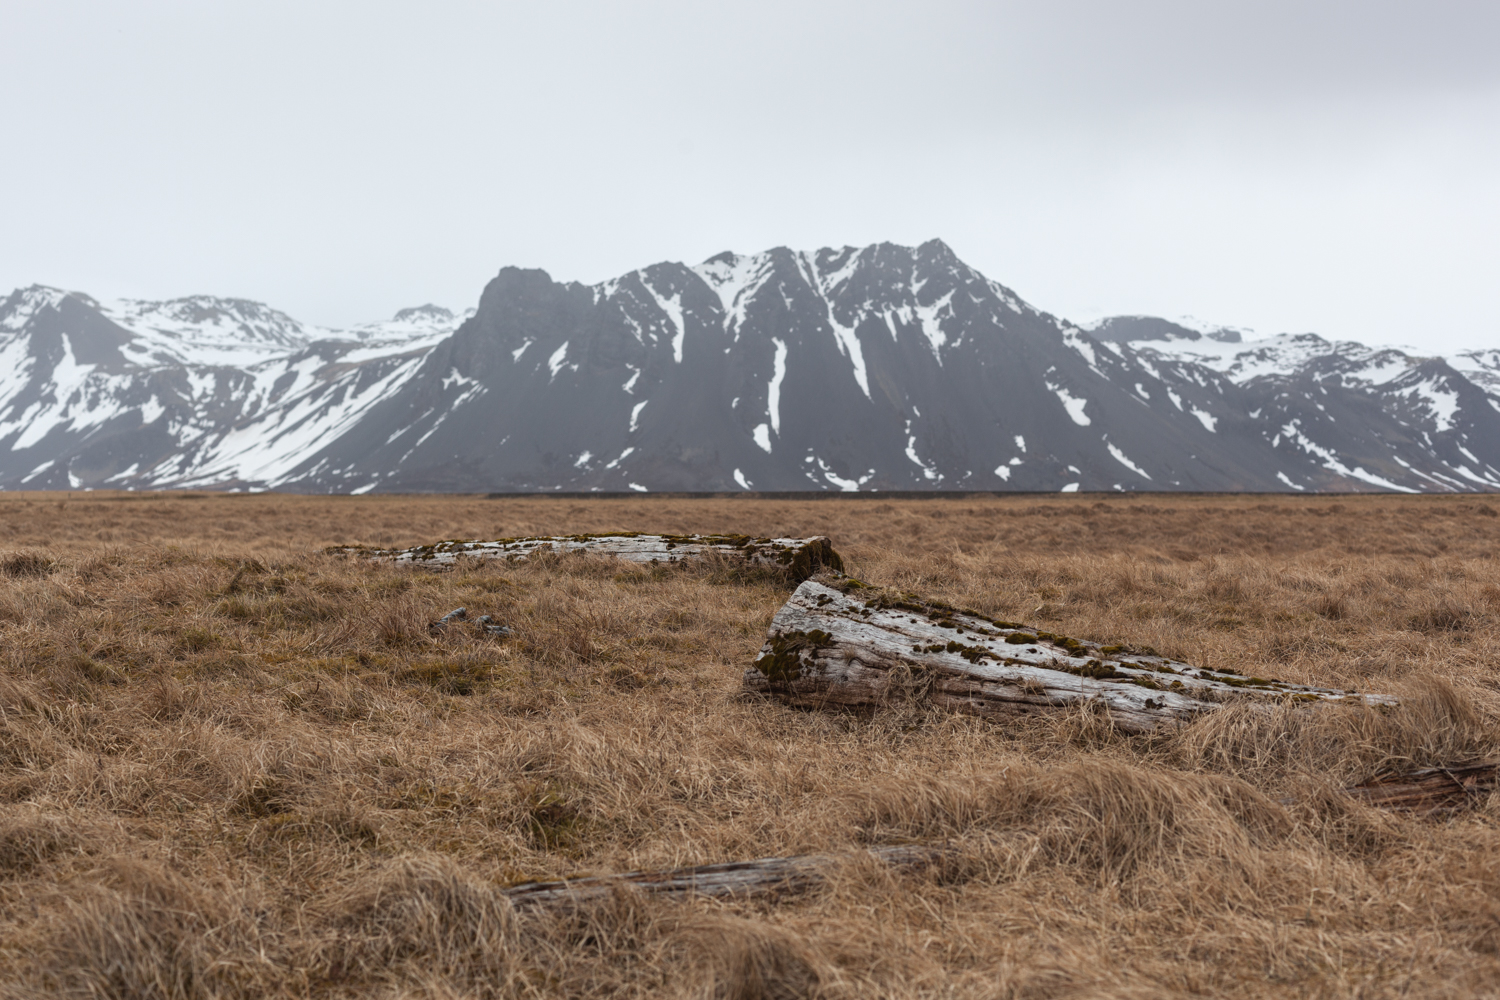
[
  {"x1": 330, "y1": 533, "x2": 842, "y2": 581},
  {"x1": 501, "y1": 844, "x2": 946, "y2": 911},
  {"x1": 745, "y1": 579, "x2": 1397, "y2": 733}
]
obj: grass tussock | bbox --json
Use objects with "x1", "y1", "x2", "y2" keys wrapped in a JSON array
[
  {"x1": 0, "y1": 491, "x2": 1499, "y2": 997},
  {"x1": 0, "y1": 549, "x2": 55, "y2": 579},
  {"x1": 35, "y1": 858, "x2": 279, "y2": 1000},
  {"x1": 316, "y1": 857, "x2": 520, "y2": 990}
]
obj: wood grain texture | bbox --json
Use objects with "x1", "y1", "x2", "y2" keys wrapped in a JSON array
[
  {"x1": 745, "y1": 579, "x2": 1397, "y2": 733},
  {"x1": 1343, "y1": 761, "x2": 1500, "y2": 813}
]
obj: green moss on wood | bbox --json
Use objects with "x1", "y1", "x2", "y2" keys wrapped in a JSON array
[{"x1": 755, "y1": 629, "x2": 834, "y2": 684}]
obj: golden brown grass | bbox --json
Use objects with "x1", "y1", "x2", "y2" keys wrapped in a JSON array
[{"x1": 2, "y1": 490, "x2": 1500, "y2": 998}]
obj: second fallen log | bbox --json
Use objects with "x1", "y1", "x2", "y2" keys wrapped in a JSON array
[
  {"x1": 744, "y1": 579, "x2": 1396, "y2": 733},
  {"x1": 330, "y1": 533, "x2": 842, "y2": 582}
]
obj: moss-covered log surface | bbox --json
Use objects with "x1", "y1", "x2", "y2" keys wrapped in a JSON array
[
  {"x1": 331, "y1": 532, "x2": 842, "y2": 581},
  {"x1": 747, "y1": 578, "x2": 1398, "y2": 732}
]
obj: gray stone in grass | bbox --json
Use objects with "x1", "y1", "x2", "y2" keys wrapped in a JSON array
[{"x1": 430, "y1": 608, "x2": 514, "y2": 636}]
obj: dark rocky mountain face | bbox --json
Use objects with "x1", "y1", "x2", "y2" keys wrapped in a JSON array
[
  {"x1": 291, "y1": 240, "x2": 1286, "y2": 493},
  {"x1": 1, "y1": 242, "x2": 1497, "y2": 493}
]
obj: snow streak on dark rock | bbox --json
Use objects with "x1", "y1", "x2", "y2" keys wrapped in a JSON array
[{"x1": 1, "y1": 242, "x2": 1497, "y2": 493}]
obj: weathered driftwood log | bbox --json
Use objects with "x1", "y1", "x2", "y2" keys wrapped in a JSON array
[
  {"x1": 745, "y1": 579, "x2": 1397, "y2": 733},
  {"x1": 330, "y1": 533, "x2": 842, "y2": 582},
  {"x1": 1342, "y1": 761, "x2": 1500, "y2": 813},
  {"x1": 501, "y1": 844, "x2": 946, "y2": 911}
]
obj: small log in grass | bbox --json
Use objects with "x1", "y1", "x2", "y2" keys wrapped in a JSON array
[
  {"x1": 329, "y1": 533, "x2": 841, "y2": 582},
  {"x1": 745, "y1": 579, "x2": 1397, "y2": 733},
  {"x1": 1343, "y1": 761, "x2": 1499, "y2": 813},
  {"x1": 503, "y1": 762, "x2": 1497, "y2": 913},
  {"x1": 502, "y1": 844, "x2": 946, "y2": 910}
]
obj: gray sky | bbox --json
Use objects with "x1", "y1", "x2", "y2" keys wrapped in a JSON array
[{"x1": 3, "y1": 1, "x2": 1497, "y2": 351}]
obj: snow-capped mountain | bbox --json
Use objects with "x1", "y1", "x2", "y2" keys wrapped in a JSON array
[
  {"x1": 0, "y1": 286, "x2": 468, "y2": 490},
  {"x1": 1100, "y1": 317, "x2": 1500, "y2": 492},
  {"x1": 1, "y1": 242, "x2": 1496, "y2": 493}
]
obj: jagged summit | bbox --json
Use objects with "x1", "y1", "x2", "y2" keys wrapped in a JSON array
[
  {"x1": 1089, "y1": 315, "x2": 1243, "y2": 345},
  {"x1": 1, "y1": 241, "x2": 1496, "y2": 493},
  {"x1": 393, "y1": 304, "x2": 453, "y2": 322}
]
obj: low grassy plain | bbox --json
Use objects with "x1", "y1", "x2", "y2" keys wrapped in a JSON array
[{"x1": 2, "y1": 491, "x2": 1500, "y2": 998}]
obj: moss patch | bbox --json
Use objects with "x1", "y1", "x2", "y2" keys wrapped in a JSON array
[{"x1": 754, "y1": 629, "x2": 833, "y2": 684}]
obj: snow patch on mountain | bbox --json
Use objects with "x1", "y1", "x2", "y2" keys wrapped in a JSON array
[
  {"x1": 548, "y1": 342, "x2": 570, "y2": 380},
  {"x1": 1105, "y1": 438, "x2": 1151, "y2": 479},
  {"x1": 1046, "y1": 380, "x2": 1091, "y2": 426},
  {"x1": 767, "y1": 338, "x2": 788, "y2": 435},
  {"x1": 694, "y1": 252, "x2": 772, "y2": 341},
  {"x1": 914, "y1": 291, "x2": 954, "y2": 362}
]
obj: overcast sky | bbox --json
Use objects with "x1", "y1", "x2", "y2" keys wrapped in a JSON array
[{"x1": 3, "y1": 1, "x2": 1497, "y2": 352}]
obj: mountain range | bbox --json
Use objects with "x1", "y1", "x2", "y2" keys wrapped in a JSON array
[{"x1": 2, "y1": 240, "x2": 1497, "y2": 493}]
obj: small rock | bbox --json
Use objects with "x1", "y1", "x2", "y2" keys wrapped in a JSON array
[
  {"x1": 477, "y1": 615, "x2": 514, "y2": 636},
  {"x1": 430, "y1": 607, "x2": 468, "y2": 631}
]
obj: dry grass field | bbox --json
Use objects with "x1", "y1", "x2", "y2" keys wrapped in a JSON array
[{"x1": 3, "y1": 490, "x2": 1500, "y2": 999}]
